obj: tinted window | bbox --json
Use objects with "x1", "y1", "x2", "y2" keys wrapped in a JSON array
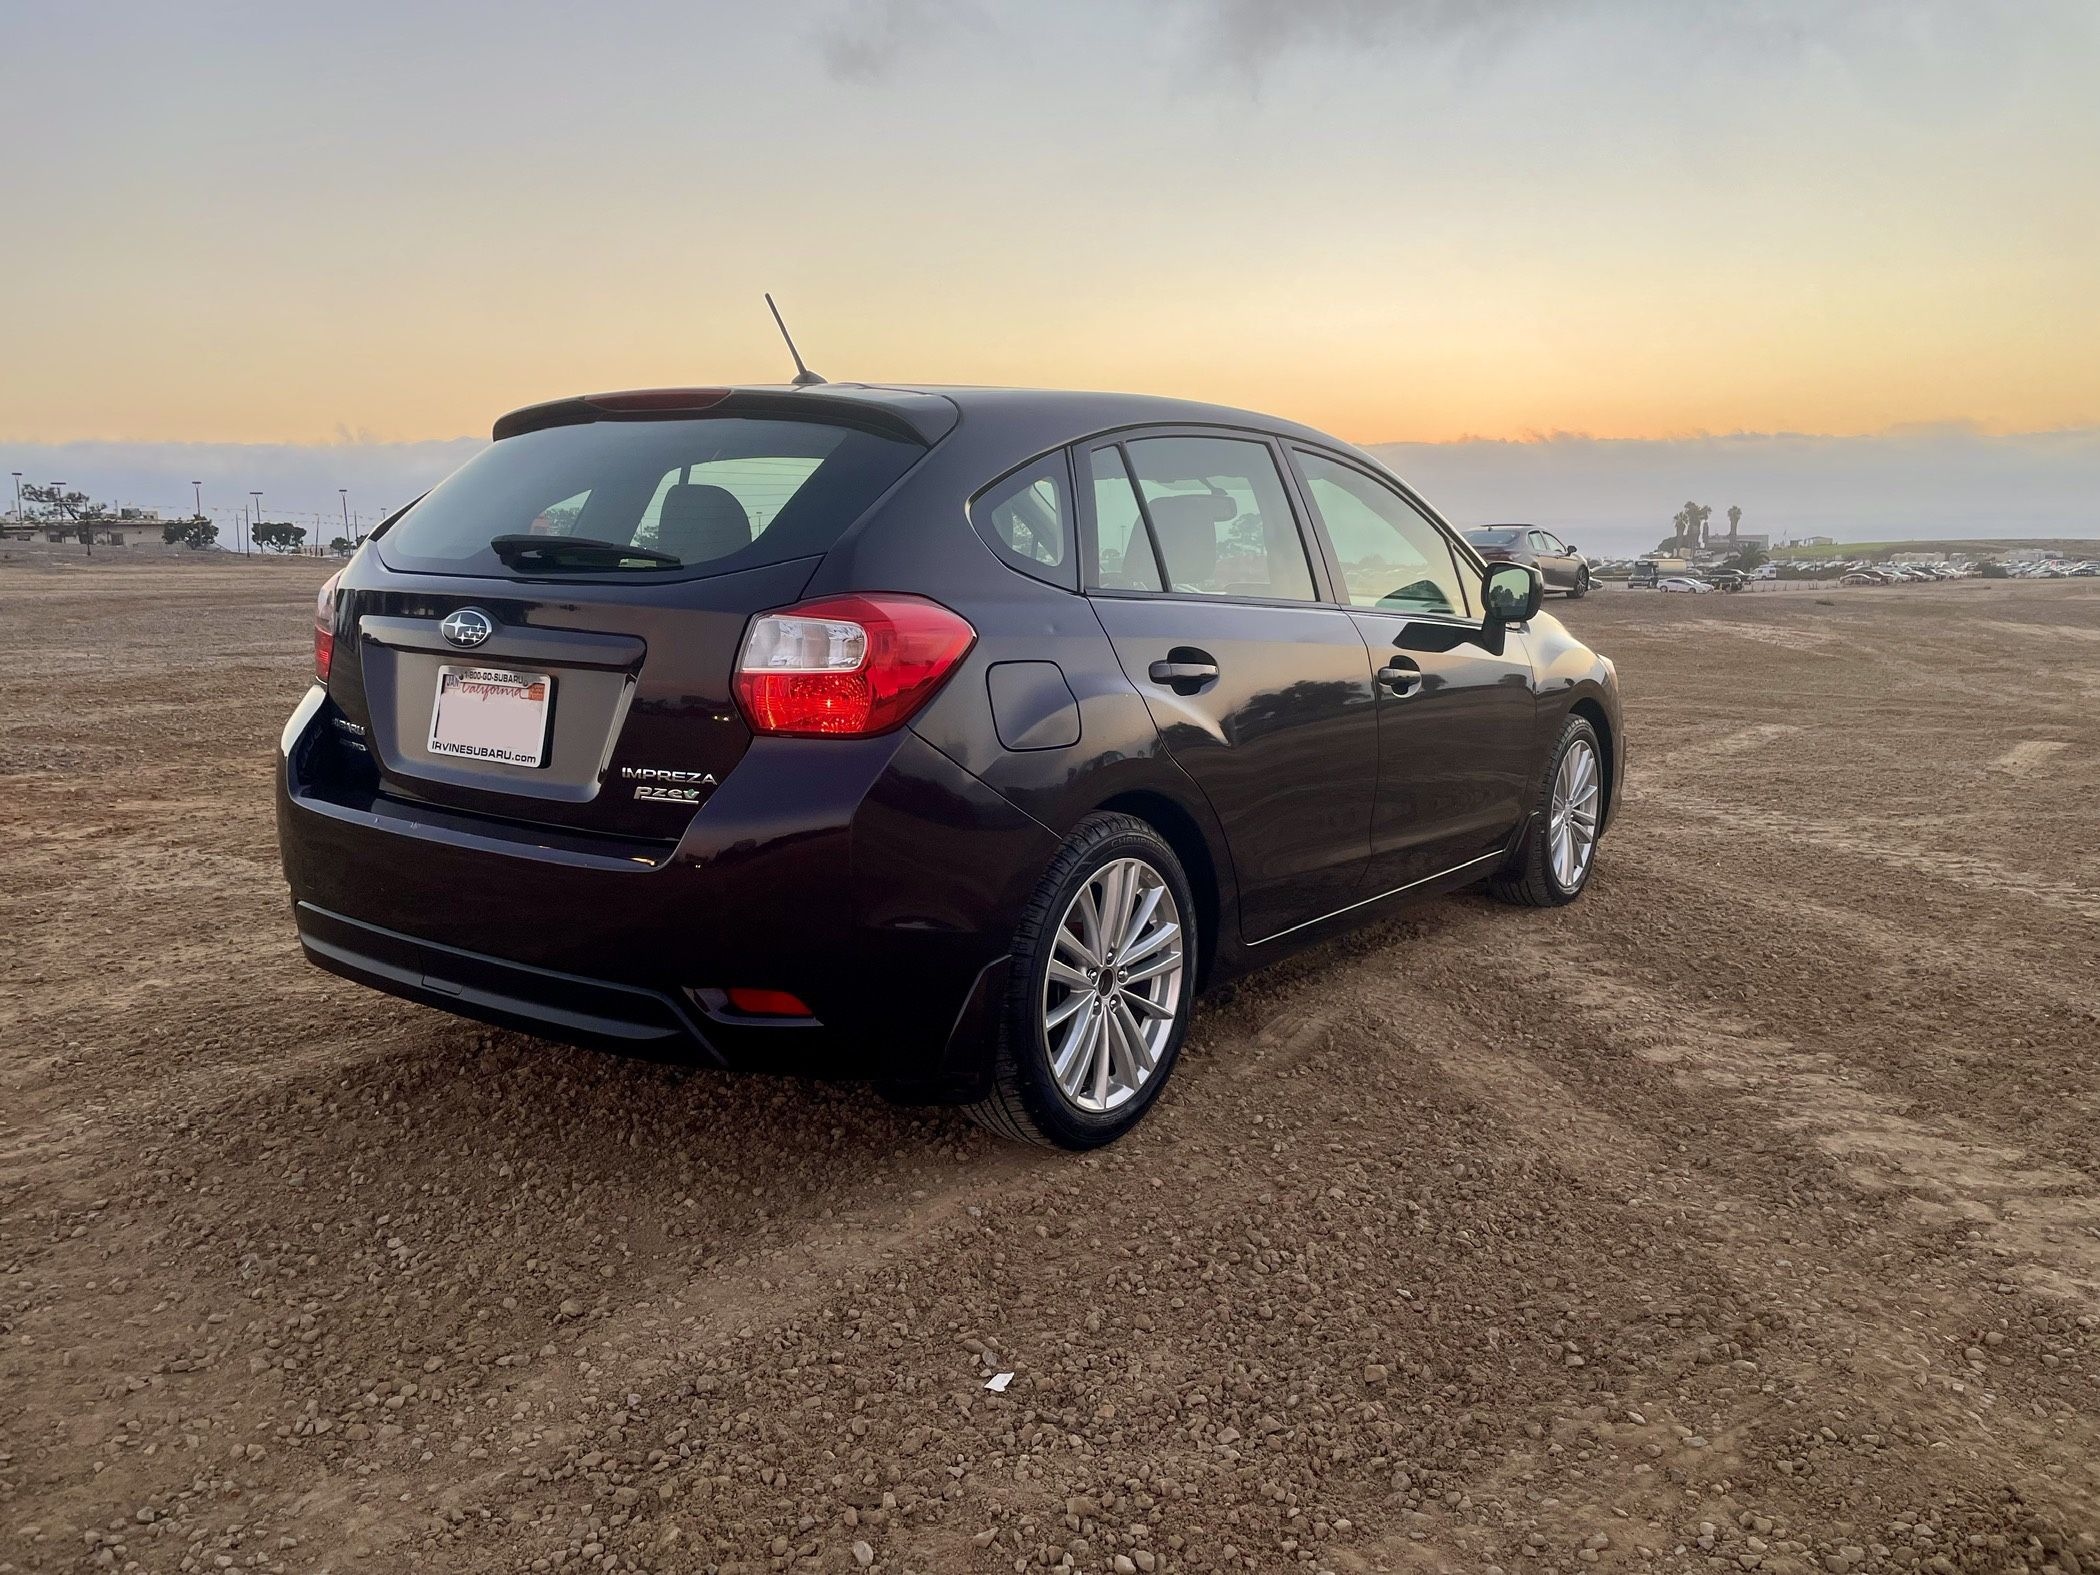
[
  {"x1": 1121, "y1": 435, "x2": 1316, "y2": 601},
  {"x1": 1530, "y1": 530, "x2": 1561, "y2": 554},
  {"x1": 1292, "y1": 451, "x2": 1472, "y2": 617},
  {"x1": 378, "y1": 416, "x2": 923, "y2": 577},
  {"x1": 973, "y1": 454, "x2": 1073, "y2": 587},
  {"x1": 1087, "y1": 446, "x2": 1163, "y2": 592},
  {"x1": 1466, "y1": 528, "x2": 1524, "y2": 548}
]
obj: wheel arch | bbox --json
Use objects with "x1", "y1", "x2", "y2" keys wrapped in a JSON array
[
  {"x1": 1094, "y1": 788, "x2": 1224, "y2": 988},
  {"x1": 1566, "y1": 693, "x2": 1617, "y2": 833}
]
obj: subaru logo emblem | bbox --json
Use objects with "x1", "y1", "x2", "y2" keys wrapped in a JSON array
[{"x1": 441, "y1": 608, "x2": 494, "y2": 648}]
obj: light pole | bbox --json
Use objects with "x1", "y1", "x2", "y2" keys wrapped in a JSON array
[
  {"x1": 10, "y1": 472, "x2": 20, "y2": 520},
  {"x1": 192, "y1": 481, "x2": 203, "y2": 521},
  {"x1": 249, "y1": 491, "x2": 262, "y2": 556},
  {"x1": 339, "y1": 488, "x2": 351, "y2": 554}
]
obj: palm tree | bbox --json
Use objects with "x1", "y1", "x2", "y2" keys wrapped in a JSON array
[{"x1": 1669, "y1": 501, "x2": 1712, "y2": 553}]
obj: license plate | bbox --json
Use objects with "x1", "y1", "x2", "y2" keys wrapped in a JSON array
[{"x1": 427, "y1": 666, "x2": 553, "y2": 768}]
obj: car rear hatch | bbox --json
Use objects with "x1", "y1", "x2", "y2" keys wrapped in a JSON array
[{"x1": 316, "y1": 388, "x2": 951, "y2": 842}]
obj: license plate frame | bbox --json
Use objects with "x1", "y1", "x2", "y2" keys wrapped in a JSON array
[{"x1": 427, "y1": 665, "x2": 555, "y2": 768}]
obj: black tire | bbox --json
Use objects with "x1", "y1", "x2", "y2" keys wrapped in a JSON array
[
  {"x1": 1487, "y1": 714, "x2": 1603, "y2": 908},
  {"x1": 965, "y1": 813, "x2": 1197, "y2": 1149},
  {"x1": 1565, "y1": 568, "x2": 1589, "y2": 599}
]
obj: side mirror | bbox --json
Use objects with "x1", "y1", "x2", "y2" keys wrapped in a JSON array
[{"x1": 1483, "y1": 561, "x2": 1543, "y2": 624}]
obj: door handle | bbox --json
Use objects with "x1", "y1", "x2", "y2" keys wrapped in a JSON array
[
  {"x1": 1377, "y1": 661, "x2": 1422, "y2": 695},
  {"x1": 1148, "y1": 658, "x2": 1218, "y2": 686}
]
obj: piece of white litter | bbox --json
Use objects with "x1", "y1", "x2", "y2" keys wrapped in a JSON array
[{"x1": 984, "y1": 1372, "x2": 1015, "y2": 1392}]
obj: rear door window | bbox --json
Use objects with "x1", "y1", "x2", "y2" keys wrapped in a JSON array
[
  {"x1": 1119, "y1": 434, "x2": 1317, "y2": 602},
  {"x1": 1085, "y1": 446, "x2": 1164, "y2": 592},
  {"x1": 377, "y1": 416, "x2": 925, "y2": 578}
]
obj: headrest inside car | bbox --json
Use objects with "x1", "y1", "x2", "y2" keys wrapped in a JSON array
[
  {"x1": 1146, "y1": 493, "x2": 1226, "y2": 580},
  {"x1": 656, "y1": 483, "x2": 751, "y2": 563}
]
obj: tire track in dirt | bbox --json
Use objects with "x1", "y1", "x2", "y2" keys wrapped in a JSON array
[
  {"x1": 1336, "y1": 954, "x2": 2100, "y2": 1563},
  {"x1": 1513, "y1": 938, "x2": 2100, "y2": 1308}
]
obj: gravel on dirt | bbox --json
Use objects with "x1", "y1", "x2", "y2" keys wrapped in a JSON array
[{"x1": 3, "y1": 554, "x2": 2098, "y2": 1574}]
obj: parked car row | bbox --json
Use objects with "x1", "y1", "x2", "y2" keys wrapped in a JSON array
[
  {"x1": 1562, "y1": 551, "x2": 2096, "y2": 591},
  {"x1": 1829, "y1": 559, "x2": 2098, "y2": 582},
  {"x1": 1623, "y1": 564, "x2": 1743, "y2": 593},
  {"x1": 1837, "y1": 563, "x2": 1962, "y2": 585}
]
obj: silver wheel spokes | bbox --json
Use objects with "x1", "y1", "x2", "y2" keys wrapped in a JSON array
[
  {"x1": 1549, "y1": 739, "x2": 1600, "y2": 891},
  {"x1": 1044, "y1": 857, "x2": 1185, "y2": 1114}
]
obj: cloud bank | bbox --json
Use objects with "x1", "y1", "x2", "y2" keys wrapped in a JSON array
[
  {"x1": 6, "y1": 427, "x2": 2093, "y2": 556},
  {"x1": 1369, "y1": 427, "x2": 2100, "y2": 556}
]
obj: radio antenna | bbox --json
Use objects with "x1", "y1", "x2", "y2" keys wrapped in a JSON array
[{"x1": 764, "y1": 293, "x2": 827, "y2": 386}]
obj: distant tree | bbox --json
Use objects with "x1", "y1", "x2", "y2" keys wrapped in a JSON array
[
  {"x1": 1666, "y1": 500, "x2": 1712, "y2": 553},
  {"x1": 163, "y1": 516, "x2": 219, "y2": 550},
  {"x1": 1727, "y1": 504, "x2": 1742, "y2": 543},
  {"x1": 251, "y1": 521, "x2": 307, "y2": 553},
  {"x1": 328, "y1": 535, "x2": 355, "y2": 556},
  {"x1": 22, "y1": 484, "x2": 102, "y2": 548},
  {"x1": 1726, "y1": 546, "x2": 1769, "y2": 572},
  {"x1": 22, "y1": 483, "x2": 93, "y2": 521}
]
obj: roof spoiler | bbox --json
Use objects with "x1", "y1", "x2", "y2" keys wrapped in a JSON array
[{"x1": 492, "y1": 387, "x2": 957, "y2": 446}]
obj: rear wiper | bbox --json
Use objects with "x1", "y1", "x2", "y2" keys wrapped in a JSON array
[{"x1": 490, "y1": 534, "x2": 680, "y2": 570}]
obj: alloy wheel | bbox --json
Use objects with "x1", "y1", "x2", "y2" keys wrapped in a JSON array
[
  {"x1": 1041, "y1": 856, "x2": 1185, "y2": 1113},
  {"x1": 1549, "y1": 738, "x2": 1601, "y2": 891}
]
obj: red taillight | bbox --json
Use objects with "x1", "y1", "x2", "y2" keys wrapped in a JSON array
[
  {"x1": 734, "y1": 593, "x2": 976, "y2": 738},
  {"x1": 724, "y1": 988, "x2": 813, "y2": 1018},
  {"x1": 315, "y1": 570, "x2": 343, "y2": 681}
]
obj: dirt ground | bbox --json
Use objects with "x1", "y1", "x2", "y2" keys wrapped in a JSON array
[{"x1": 4, "y1": 556, "x2": 2098, "y2": 1575}]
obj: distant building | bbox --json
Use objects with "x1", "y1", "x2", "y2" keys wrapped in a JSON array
[
  {"x1": 1790, "y1": 535, "x2": 1836, "y2": 547},
  {"x1": 95, "y1": 522, "x2": 171, "y2": 546},
  {"x1": 30, "y1": 520, "x2": 170, "y2": 547}
]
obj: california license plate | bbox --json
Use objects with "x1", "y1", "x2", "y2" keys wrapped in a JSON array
[{"x1": 427, "y1": 666, "x2": 553, "y2": 767}]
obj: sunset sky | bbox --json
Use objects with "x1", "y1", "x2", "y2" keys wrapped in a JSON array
[{"x1": 5, "y1": 0, "x2": 2095, "y2": 456}]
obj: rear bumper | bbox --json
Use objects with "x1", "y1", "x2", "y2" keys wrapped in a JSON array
[
  {"x1": 296, "y1": 902, "x2": 725, "y2": 1059},
  {"x1": 275, "y1": 687, "x2": 1054, "y2": 1096}
]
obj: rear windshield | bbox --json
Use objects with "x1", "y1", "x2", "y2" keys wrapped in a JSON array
[
  {"x1": 377, "y1": 416, "x2": 924, "y2": 577},
  {"x1": 1465, "y1": 528, "x2": 1524, "y2": 547}
]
